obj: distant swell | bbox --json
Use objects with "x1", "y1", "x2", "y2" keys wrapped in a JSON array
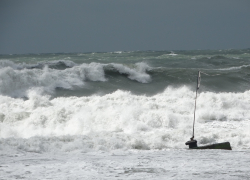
[
  {"x1": 0, "y1": 59, "x2": 76, "y2": 70},
  {"x1": 217, "y1": 64, "x2": 250, "y2": 71}
]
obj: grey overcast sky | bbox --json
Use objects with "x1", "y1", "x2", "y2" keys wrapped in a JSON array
[{"x1": 0, "y1": 0, "x2": 250, "y2": 54}]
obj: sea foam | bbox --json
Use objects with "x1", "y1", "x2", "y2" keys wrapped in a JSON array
[{"x1": 0, "y1": 87, "x2": 249, "y2": 152}]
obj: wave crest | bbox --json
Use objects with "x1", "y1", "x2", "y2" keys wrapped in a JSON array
[{"x1": 0, "y1": 61, "x2": 152, "y2": 98}]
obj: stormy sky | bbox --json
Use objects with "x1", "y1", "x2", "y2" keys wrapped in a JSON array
[{"x1": 0, "y1": 0, "x2": 250, "y2": 54}]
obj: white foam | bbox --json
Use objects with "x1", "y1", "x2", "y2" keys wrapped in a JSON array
[
  {"x1": 169, "y1": 51, "x2": 178, "y2": 56},
  {"x1": 113, "y1": 51, "x2": 123, "y2": 54},
  {"x1": 0, "y1": 87, "x2": 249, "y2": 152},
  {"x1": 0, "y1": 60, "x2": 26, "y2": 70},
  {"x1": 218, "y1": 64, "x2": 250, "y2": 71},
  {"x1": 110, "y1": 62, "x2": 151, "y2": 83}
]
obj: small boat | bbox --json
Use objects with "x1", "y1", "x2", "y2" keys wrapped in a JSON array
[
  {"x1": 185, "y1": 139, "x2": 232, "y2": 150},
  {"x1": 185, "y1": 71, "x2": 232, "y2": 150}
]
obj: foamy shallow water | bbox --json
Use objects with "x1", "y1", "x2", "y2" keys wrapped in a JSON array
[{"x1": 1, "y1": 149, "x2": 250, "y2": 179}]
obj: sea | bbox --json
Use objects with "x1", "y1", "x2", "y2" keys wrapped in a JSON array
[{"x1": 0, "y1": 49, "x2": 250, "y2": 179}]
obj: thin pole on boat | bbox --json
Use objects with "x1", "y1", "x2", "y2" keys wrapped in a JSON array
[{"x1": 192, "y1": 71, "x2": 201, "y2": 140}]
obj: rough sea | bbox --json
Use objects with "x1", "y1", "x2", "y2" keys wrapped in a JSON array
[{"x1": 1, "y1": 49, "x2": 250, "y2": 179}]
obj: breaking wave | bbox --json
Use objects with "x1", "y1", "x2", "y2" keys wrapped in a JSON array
[
  {"x1": 0, "y1": 87, "x2": 249, "y2": 152},
  {"x1": 0, "y1": 61, "x2": 151, "y2": 98}
]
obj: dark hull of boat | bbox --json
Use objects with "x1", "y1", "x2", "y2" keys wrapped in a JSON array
[{"x1": 190, "y1": 142, "x2": 232, "y2": 150}]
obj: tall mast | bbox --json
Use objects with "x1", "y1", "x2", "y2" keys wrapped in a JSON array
[{"x1": 191, "y1": 71, "x2": 201, "y2": 140}]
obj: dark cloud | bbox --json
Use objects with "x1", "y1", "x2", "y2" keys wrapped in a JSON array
[{"x1": 0, "y1": 0, "x2": 250, "y2": 54}]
